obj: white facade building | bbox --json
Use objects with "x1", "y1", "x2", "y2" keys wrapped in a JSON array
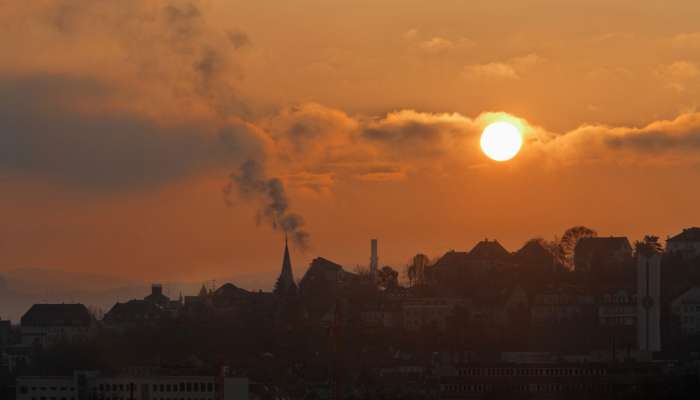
[
  {"x1": 598, "y1": 289, "x2": 637, "y2": 327},
  {"x1": 666, "y1": 227, "x2": 700, "y2": 260},
  {"x1": 20, "y1": 304, "x2": 93, "y2": 347},
  {"x1": 671, "y1": 287, "x2": 700, "y2": 337}
]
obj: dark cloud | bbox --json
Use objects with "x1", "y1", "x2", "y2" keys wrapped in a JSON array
[
  {"x1": 0, "y1": 75, "x2": 260, "y2": 191},
  {"x1": 227, "y1": 30, "x2": 252, "y2": 49},
  {"x1": 164, "y1": 2, "x2": 203, "y2": 39},
  {"x1": 364, "y1": 121, "x2": 443, "y2": 143},
  {"x1": 194, "y1": 48, "x2": 223, "y2": 89},
  {"x1": 605, "y1": 130, "x2": 700, "y2": 151},
  {"x1": 224, "y1": 160, "x2": 310, "y2": 249},
  {"x1": 51, "y1": 1, "x2": 83, "y2": 34}
]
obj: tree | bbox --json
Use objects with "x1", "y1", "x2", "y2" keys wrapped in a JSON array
[
  {"x1": 376, "y1": 266, "x2": 399, "y2": 290},
  {"x1": 557, "y1": 226, "x2": 597, "y2": 270},
  {"x1": 635, "y1": 235, "x2": 663, "y2": 257}
]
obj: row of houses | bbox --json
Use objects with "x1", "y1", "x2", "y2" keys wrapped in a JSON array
[{"x1": 15, "y1": 368, "x2": 249, "y2": 400}]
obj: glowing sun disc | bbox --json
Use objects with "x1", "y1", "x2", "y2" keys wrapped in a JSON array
[{"x1": 480, "y1": 121, "x2": 523, "y2": 161}]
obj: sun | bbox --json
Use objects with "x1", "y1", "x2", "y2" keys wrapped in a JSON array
[{"x1": 480, "y1": 121, "x2": 523, "y2": 162}]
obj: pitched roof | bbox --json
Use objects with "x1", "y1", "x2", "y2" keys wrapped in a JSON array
[
  {"x1": 103, "y1": 300, "x2": 165, "y2": 323},
  {"x1": 21, "y1": 304, "x2": 91, "y2": 327},
  {"x1": 468, "y1": 239, "x2": 510, "y2": 260},
  {"x1": 300, "y1": 257, "x2": 357, "y2": 289},
  {"x1": 672, "y1": 287, "x2": 700, "y2": 305},
  {"x1": 512, "y1": 239, "x2": 554, "y2": 266},
  {"x1": 431, "y1": 251, "x2": 470, "y2": 270},
  {"x1": 309, "y1": 257, "x2": 344, "y2": 272},
  {"x1": 668, "y1": 227, "x2": 700, "y2": 242},
  {"x1": 574, "y1": 237, "x2": 631, "y2": 257},
  {"x1": 213, "y1": 283, "x2": 250, "y2": 299}
]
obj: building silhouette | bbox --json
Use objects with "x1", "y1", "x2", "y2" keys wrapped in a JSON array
[{"x1": 273, "y1": 236, "x2": 297, "y2": 296}]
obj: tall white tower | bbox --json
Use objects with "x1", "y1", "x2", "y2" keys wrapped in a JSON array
[
  {"x1": 637, "y1": 253, "x2": 661, "y2": 352},
  {"x1": 370, "y1": 239, "x2": 378, "y2": 277}
]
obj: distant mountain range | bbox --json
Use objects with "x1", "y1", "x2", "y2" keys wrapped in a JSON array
[{"x1": 0, "y1": 267, "x2": 275, "y2": 323}]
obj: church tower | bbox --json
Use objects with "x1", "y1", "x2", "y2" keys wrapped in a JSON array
[{"x1": 274, "y1": 235, "x2": 298, "y2": 295}]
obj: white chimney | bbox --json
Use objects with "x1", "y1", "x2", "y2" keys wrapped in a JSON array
[{"x1": 370, "y1": 239, "x2": 378, "y2": 276}]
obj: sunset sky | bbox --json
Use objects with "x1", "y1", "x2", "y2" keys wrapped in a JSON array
[{"x1": 1, "y1": 0, "x2": 699, "y2": 287}]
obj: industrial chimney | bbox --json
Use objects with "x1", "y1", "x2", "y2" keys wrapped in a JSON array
[{"x1": 370, "y1": 239, "x2": 378, "y2": 277}]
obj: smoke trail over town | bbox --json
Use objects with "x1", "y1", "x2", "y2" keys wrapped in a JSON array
[{"x1": 224, "y1": 159, "x2": 310, "y2": 250}]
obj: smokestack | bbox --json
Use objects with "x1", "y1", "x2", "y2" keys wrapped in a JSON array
[{"x1": 370, "y1": 239, "x2": 378, "y2": 277}]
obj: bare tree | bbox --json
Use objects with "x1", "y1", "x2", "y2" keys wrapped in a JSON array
[
  {"x1": 557, "y1": 226, "x2": 597, "y2": 270},
  {"x1": 635, "y1": 235, "x2": 663, "y2": 257},
  {"x1": 377, "y1": 266, "x2": 399, "y2": 290}
]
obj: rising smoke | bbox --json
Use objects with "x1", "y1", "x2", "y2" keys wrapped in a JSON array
[{"x1": 224, "y1": 159, "x2": 310, "y2": 249}]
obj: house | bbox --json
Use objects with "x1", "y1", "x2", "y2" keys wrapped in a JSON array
[
  {"x1": 359, "y1": 303, "x2": 401, "y2": 328},
  {"x1": 1, "y1": 344, "x2": 32, "y2": 372},
  {"x1": 103, "y1": 284, "x2": 182, "y2": 327},
  {"x1": 666, "y1": 227, "x2": 700, "y2": 260},
  {"x1": 511, "y1": 239, "x2": 557, "y2": 273},
  {"x1": 597, "y1": 288, "x2": 636, "y2": 327},
  {"x1": 103, "y1": 300, "x2": 170, "y2": 327},
  {"x1": 430, "y1": 240, "x2": 514, "y2": 289},
  {"x1": 20, "y1": 304, "x2": 93, "y2": 346},
  {"x1": 402, "y1": 298, "x2": 471, "y2": 331},
  {"x1": 530, "y1": 287, "x2": 595, "y2": 326},
  {"x1": 670, "y1": 287, "x2": 700, "y2": 337},
  {"x1": 468, "y1": 239, "x2": 511, "y2": 269},
  {"x1": 574, "y1": 237, "x2": 633, "y2": 273}
]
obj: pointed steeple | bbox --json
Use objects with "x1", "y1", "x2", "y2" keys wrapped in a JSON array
[
  {"x1": 274, "y1": 234, "x2": 297, "y2": 295},
  {"x1": 198, "y1": 284, "x2": 209, "y2": 297}
]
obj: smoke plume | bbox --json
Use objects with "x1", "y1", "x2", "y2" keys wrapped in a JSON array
[{"x1": 224, "y1": 159, "x2": 310, "y2": 249}]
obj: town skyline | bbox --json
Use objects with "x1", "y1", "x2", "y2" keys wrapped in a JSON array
[{"x1": 0, "y1": 225, "x2": 691, "y2": 284}]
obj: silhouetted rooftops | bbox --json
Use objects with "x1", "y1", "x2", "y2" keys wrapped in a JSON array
[
  {"x1": 21, "y1": 303, "x2": 91, "y2": 327},
  {"x1": 668, "y1": 227, "x2": 700, "y2": 242},
  {"x1": 213, "y1": 283, "x2": 250, "y2": 299},
  {"x1": 469, "y1": 239, "x2": 510, "y2": 260},
  {"x1": 574, "y1": 237, "x2": 631, "y2": 255}
]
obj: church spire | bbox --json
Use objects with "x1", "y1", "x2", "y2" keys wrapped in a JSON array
[{"x1": 274, "y1": 234, "x2": 297, "y2": 295}]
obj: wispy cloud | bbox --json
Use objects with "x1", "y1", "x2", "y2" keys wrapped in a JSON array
[{"x1": 462, "y1": 53, "x2": 541, "y2": 80}]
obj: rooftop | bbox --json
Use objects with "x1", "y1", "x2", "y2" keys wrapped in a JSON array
[
  {"x1": 21, "y1": 304, "x2": 91, "y2": 327},
  {"x1": 668, "y1": 227, "x2": 700, "y2": 242},
  {"x1": 574, "y1": 236, "x2": 631, "y2": 256}
]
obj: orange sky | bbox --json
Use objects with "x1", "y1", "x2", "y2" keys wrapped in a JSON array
[{"x1": 0, "y1": 0, "x2": 699, "y2": 288}]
